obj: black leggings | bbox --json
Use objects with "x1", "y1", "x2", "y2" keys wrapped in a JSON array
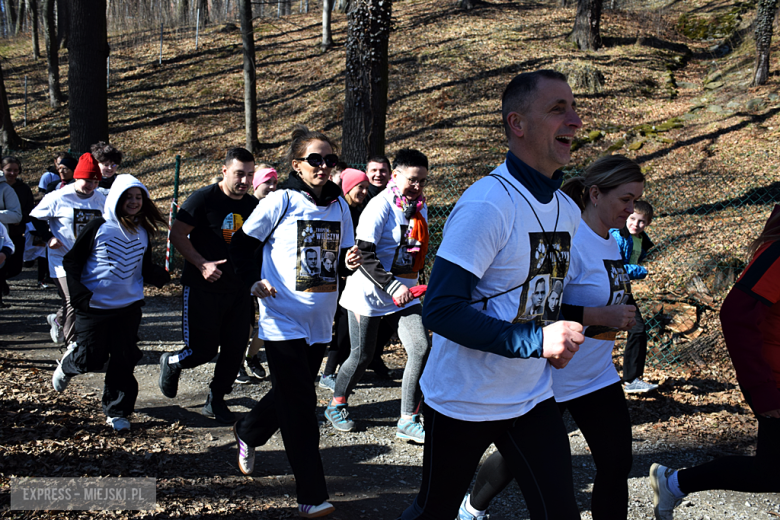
[
  {"x1": 678, "y1": 414, "x2": 780, "y2": 494},
  {"x1": 235, "y1": 339, "x2": 329, "y2": 506},
  {"x1": 470, "y1": 383, "x2": 632, "y2": 520},
  {"x1": 399, "y1": 399, "x2": 580, "y2": 520},
  {"x1": 623, "y1": 295, "x2": 647, "y2": 382}
]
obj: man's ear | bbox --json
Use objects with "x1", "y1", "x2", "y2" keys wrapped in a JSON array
[{"x1": 506, "y1": 112, "x2": 525, "y2": 139}]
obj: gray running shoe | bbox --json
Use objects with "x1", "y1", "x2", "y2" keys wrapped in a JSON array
[
  {"x1": 649, "y1": 463, "x2": 683, "y2": 520},
  {"x1": 318, "y1": 374, "x2": 336, "y2": 392},
  {"x1": 106, "y1": 417, "x2": 131, "y2": 431},
  {"x1": 396, "y1": 414, "x2": 425, "y2": 444},
  {"x1": 624, "y1": 378, "x2": 659, "y2": 394},
  {"x1": 324, "y1": 403, "x2": 354, "y2": 432}
]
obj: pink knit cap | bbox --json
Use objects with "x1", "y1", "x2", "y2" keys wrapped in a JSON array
[
  {"x1": 253, "y1": 167, "x2": 278, "y2": 190},
  {"x1": 341, "y1": 168, "x2": 369, "y2": 196}
]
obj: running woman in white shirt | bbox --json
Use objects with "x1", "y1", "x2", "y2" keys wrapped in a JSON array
[
  {"x1": 229, "y1": 125, "x2": 362, "y2": 519},
  {"x1": 458, "y1": 154, "x2": 644, "y2": 520}
]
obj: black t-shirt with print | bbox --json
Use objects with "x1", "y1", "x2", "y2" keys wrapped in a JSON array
[{"x1": 176, "y1": 183, "x2": 258, "y2": 292}]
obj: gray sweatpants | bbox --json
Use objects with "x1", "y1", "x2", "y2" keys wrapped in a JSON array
[{"x1": 334, "y1": 304, "x2": 430, "y2": 416}]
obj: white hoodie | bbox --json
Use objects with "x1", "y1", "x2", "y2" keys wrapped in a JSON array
[{"x1": 77, "y1": 175, "x2": 150, "y2": 310}]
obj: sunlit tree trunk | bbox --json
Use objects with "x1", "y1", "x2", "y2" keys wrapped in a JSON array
[
  {"x1": 239, "y1": 0, "x2": 259, "y2": 152},
  {"x1": 43, "y1": 0, "x2": 61, "y2": 107},
  {"x1": 0, "y1": 63, "x2": 24, "y2": 151},
  {"x1": 28, "y1": 0, "x2": 40, "y2": 59},
  {"x1": 342, "y1": 0, "x2": 391, "y2": 163},
  {"x1": 753, "y1": 0, "x2": 779, "y2": 86},
  {"x1": 322, "y1": 0, "x2": 333, "y2": 50},
  {"x1": 568, "y1": 0, "x2": 601, "y2": 51}
]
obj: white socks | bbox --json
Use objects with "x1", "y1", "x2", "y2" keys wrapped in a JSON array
[
  {"x1": 668, "y1": 470, "x2": 686, "y2": 499},
  {"x1": 465, "y1": 496, "x2": 487, "y2": 517}
]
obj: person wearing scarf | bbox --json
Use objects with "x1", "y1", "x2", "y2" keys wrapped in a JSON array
[{"x1": 326, "y1": 148, "x2": 431, "y2": 445}]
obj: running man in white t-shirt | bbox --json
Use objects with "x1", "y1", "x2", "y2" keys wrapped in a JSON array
[{"x1": 399, "y1": 70, "x2": 585, "y2": 520}]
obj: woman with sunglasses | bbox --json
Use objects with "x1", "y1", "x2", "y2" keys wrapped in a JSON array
[
  {"x1": 326, "y1": 149, "x2": 431, "y2": 444},
  {"x1": 230, "y1": 125, "x2": 361, "y2": 519},
  {"x1": 457, "y1": 155, "x2": 643, "y2": 520}
]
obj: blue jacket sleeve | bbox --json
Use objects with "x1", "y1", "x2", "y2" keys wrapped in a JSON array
[
  {"x1": 624, "y1": 262, "x2": 648, "y2": 280},
  {"x1": 421, "y1": 257, "x2": 544, "y2": 359}
]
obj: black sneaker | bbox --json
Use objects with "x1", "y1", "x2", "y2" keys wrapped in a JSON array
[
  {"x1": 234, "y1": 365, "x2": 255, "y2": 384},
  {"x1": 246, "y1": 355, "x2": 266, "y2": 379},
  {"x1": 158, "y1": 352, "x2": 181, "y2": 398},
  {"x1": 202, "y1": 392, "x2": 236, "y2": 424}
]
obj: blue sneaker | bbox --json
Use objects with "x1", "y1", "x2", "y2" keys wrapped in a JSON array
[
  {"x1": 457, "y1": 493, "x2": 489, "y2": 520},
  {"x1": 324, "y1": 403, "x2": 354, "y2": 432},
  {"x1": 396, "y1": 414, "x2": 425, "y2": 444}
]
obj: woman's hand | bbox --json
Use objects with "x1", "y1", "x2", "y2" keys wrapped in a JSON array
[
  {"x1": 48, "y1": 237, "x2": 63, "y2": 249},
  {"x1": 392, "y1": 285, "x2": 414, "y2": 306},
  {"x1": 251, "y1": 279, "x2": 277, "y2": 299},
  {"x1": 346, "y1": 245, "x2": 362, "y2": 270}
]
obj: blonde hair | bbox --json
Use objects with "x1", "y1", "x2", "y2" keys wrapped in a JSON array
[{"x1": 561, "y1": 155, "x2": 644, "y2": 211}]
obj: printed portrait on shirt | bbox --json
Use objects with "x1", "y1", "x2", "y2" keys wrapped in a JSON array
[
  {"x1": 585, "y1": 259, "x2": 632, "y2": 341},
  {"x1": 296, "y1": 220, "x2": 341, "y2": 292},
  {"x1": 320, "y1": 250, "x2": 337, "y2": 282},
  {"x1": 514, "y1": 231, "x2": 571, "y2": 325},
  {"x1": 391, "y1": 224, "x2": 416, "y2": 277},
  {"x1": 73, "y1": 208, "x2": 102, "y2": 239}
]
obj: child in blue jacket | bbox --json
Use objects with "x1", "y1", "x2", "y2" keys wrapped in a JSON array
[{"x1": 610, "y1": 200, "x2": 659, "y2": 393}]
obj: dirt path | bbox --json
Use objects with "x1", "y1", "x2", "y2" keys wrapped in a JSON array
[{"x1": 1, "y1": 268, "x2": 778, "y2": 519}]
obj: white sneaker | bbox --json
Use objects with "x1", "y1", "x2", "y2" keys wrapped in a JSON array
[
  {"x1": 106, "y1": 417, "x2": 131, "y2": 431},
  {"x1": 624, "y1": 378, "x2": 659, "y2": 394},
  {"x1": 47, "y1": 313, "x2": 64, "y2": 344},
  {"x1": 649, "y1": 463, "x2": 683, "y2": 520},
  {"x1": 298, "y1": 501, "x2": 335, "y2": 518},
  {"x1": 52, "y1": 343, "x2": 77, "y2": 392}
]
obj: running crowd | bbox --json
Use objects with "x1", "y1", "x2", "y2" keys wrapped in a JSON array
[{"x1": 0, "y1": 69, "x2": 776, "y2": 520}]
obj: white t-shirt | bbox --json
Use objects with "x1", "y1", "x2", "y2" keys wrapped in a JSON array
[
  {"x1": 552, "y1": 218, "x2": 630, "y2": 402},
  {"x1": 241, "y1": 189, "x2": 355, "y2": 345},
  {"x1": 419, "y1": 163, "x2": 581, "y2": 422},
  {"x1": 30, "y1": 184, "x2": 106, "y2": 278},
  {"x1": 23, "y1": 222, "x2": 46, "y2": 261},
  {"x1": 340, "y1": 187, "x2": 427, "y2": 316}
]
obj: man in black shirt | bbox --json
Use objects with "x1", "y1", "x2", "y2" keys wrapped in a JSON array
[{"x1": 158, "y1": 147, "x2": 258, "y2": 423}]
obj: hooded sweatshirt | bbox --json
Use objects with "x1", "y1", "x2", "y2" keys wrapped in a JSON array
[
  {"x1": 0, "y1": 172, "x2": 22, "y2": 226},
  {"x1": 63, "y1": 175, "x2": 169, "y2": 311}
]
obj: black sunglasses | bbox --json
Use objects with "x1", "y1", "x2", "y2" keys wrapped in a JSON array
[{"x1": 295, "y1": 153, "x2": 339, "y2": 168}]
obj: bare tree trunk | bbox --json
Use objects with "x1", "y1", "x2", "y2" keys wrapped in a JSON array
[
  {"x1": 198, "y1": 0, "x2": 209, "y2": 25},
  {"x1": 69, "y1": 0, "x2": 109, "y2": 153},
  {"x1": 15, "y1": 0, "x2": 26, "y2": 35},
  {"x1": 28, "y1": 0, "x2": 40, "y2": 60},
  {"x1": 322, "y1": 0, "x2": 333, "y2": 50},
  {"x1": 342, "y1": 0, "x2": 391, "y2": 164},
  {"x1": 178, "y1": 0, "x2": 190, "y2": 24},
  {"x1": 335, "y1": 0, "x2": 350, "y2": 13},
  {"x1": 5, "y1": 0, "x2": 18, "y2": 35},
  {"x1": 0, "y1": 62, "x2": 24, "y2": 151},
  {"x1": 239, "y1": 0, "x2": 258, "y2": 152},
  {"x1": 56, "y1": 0, "x2": 69, "y2": 48},
  {"x1": 568, "y1": 0, "x2": 601, "y2": 51},
  {"x1": 753, "y1": 0, "x2": 779, "y2": 86},
  {"x1": 43, "y1": 0, "x2": 61, "y2": 107}
]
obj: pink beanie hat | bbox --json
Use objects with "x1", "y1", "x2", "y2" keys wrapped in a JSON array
[
  {"x1": 341, "y1": 168, "x2": 369, "y2": 196},
  {"x1": 253, "y1": 167, "x2": 278, "y2": 190}
]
